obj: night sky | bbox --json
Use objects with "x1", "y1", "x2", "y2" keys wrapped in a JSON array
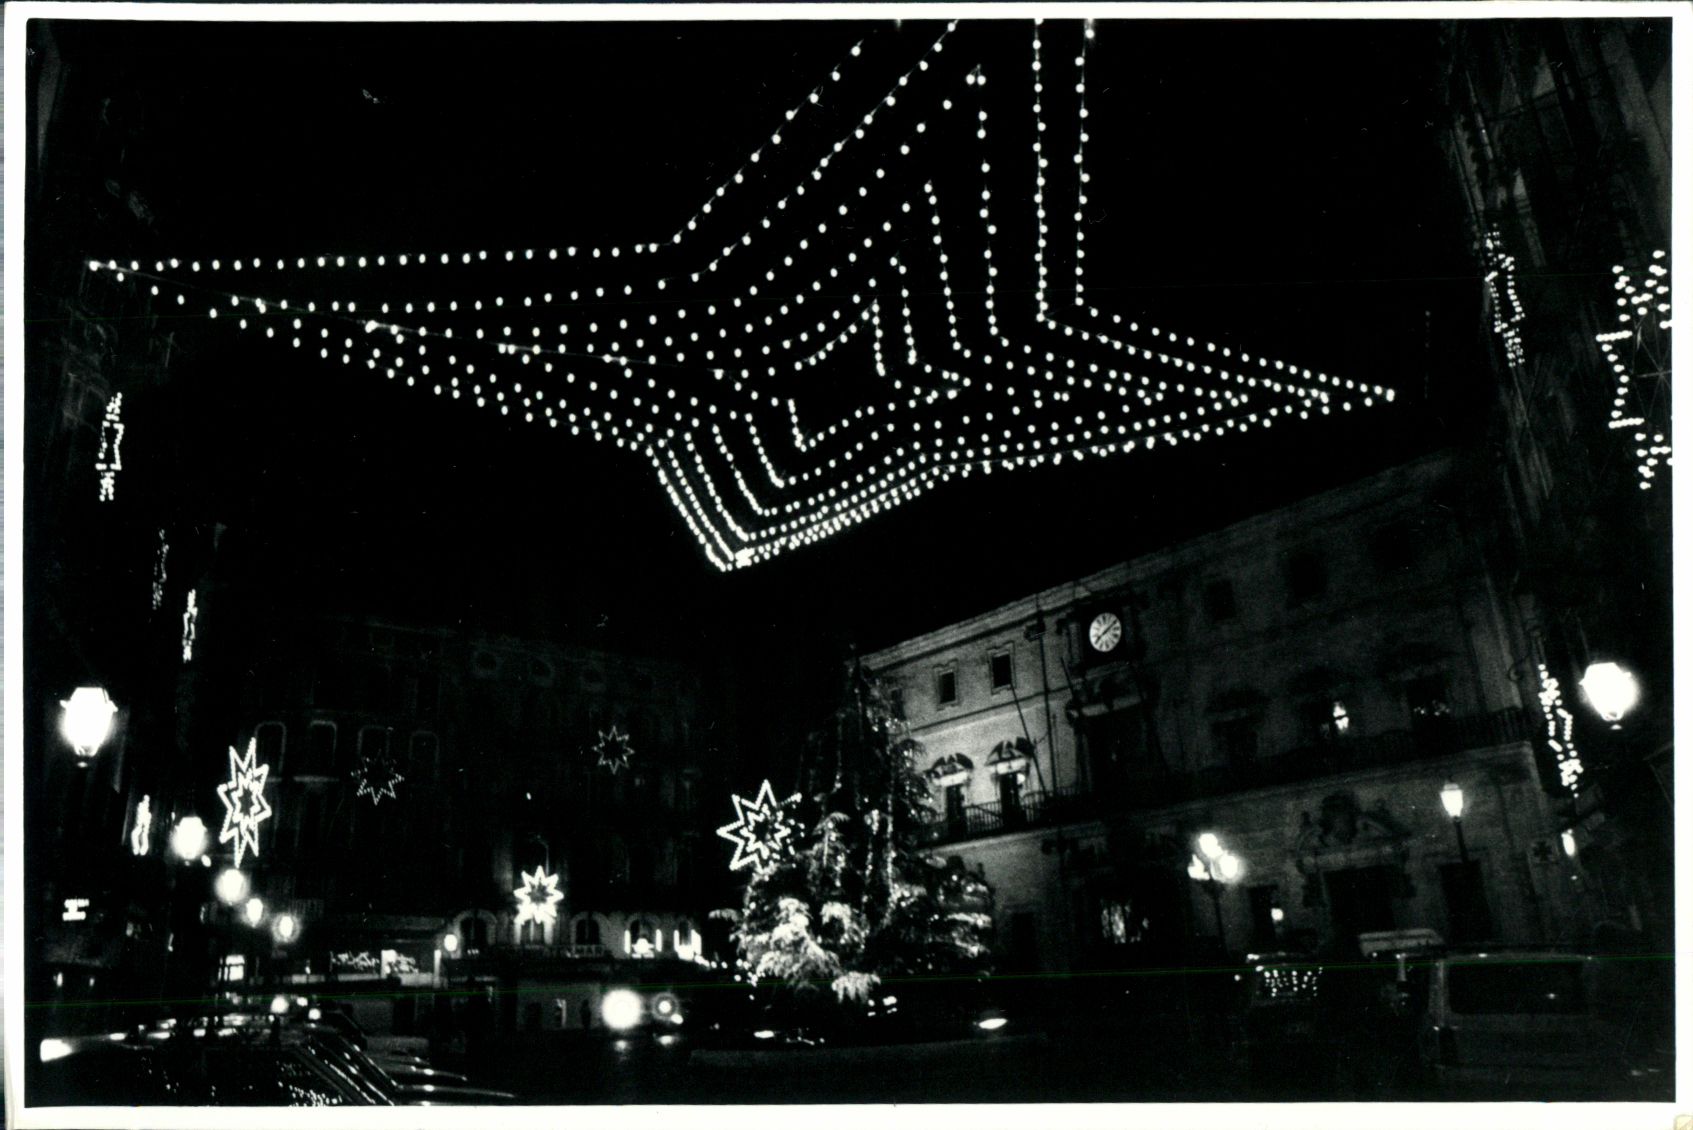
[{"x1": 29, "y1": 14, "x2": 1486, "y2": 761}]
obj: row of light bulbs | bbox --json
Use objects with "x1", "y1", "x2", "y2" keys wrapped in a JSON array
[
  {"x1": 88, "y1": 20, "x2": 1390, "y2": 570},
  {"x1": 95, "y1": 393, "x2": 125, "y2": 502},
  {"x1": 1482, "y1": 228, "x2": 1528, "y2": 369},
  {"x1": 1536, "y1": 662, "x2": 1585, "y2": 798},
  {"x1": 1596, "y1": 251, "x2": 1671, "y2": 491}
]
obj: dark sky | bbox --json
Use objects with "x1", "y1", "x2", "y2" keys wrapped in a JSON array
[{"x1": 30, "y1": 15, "x2": 1485, "y2": 757}]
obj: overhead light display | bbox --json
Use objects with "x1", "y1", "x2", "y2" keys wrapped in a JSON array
[
  {"x1": 717, "y1": 779, "x2": 802, "y2": 872},
  {"x1": 83, "y1": 21, "x2": 1392, "y2": 570},
  {"x1": 95, "y1": 392, "x2": 125, "y2": 502},
  {"x1": 512, "y1": 866, "x2": 564, "y2": 928},
  {"x1": 1596, "y1": 250, "x2": 1671, "y2": 491}
]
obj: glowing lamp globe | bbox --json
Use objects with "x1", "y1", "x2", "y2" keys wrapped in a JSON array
[
  {"x1": 1197, "y1": 832, "x2": 1223, "y2": 861},
  {"x1": 442, "y1": 932, "x2": 460, "y2": 955},
  {"x1": 1217, "y1": 853, "x2": 1243, "y2": 882},
  {"x1": 60, "y1": 687, "x2": 117, "y2": 761},
  {"x1": 171, "y1": 816, "x2": 210, "y2": 861},
  {"x1": 1579, "y1": 662, "x2": 1640, "y2": 724},
  {"x1": 244, "y1": 897, "x2": 266, "y2": 927},
  {"x1": 601, "y1": 989, "x2": 643, "y2": 1031},
  {"x1": 273, "y1": 914, "x2": 298, "y2": 943},
  {"x1": 1186, "y1": 854, "x2": 1209, "y2": 881},
  {"x1": 1439, "y1": 781, "x2": 1465, "y2": 821},
  {"x1": 269, "y1": 994, "x2": 290, "y2": 1016},
  {"x1": 214, "y1": 868, "x2": 249, "y2": 906}
]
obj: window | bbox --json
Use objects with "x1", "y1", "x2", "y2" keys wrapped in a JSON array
[
  {"x1": 414, "y1": 668, "x2": 439, "y2": 715},
  {"x1": 1405, "y1": 674, "x2": 1452, "y2": 723},
  {"x1": 301, "y1": 721, "x2": 337, "y2": 777},
  {"x1": 989, "y1": 651, "x2": 1014, "y2": 692},
  {"x1": 1083, "y1": 707, "x2": 1150, "y2": 773},
  {"x1": 997, "y1": 771, "x2": 1026, "y2": 827},
  {"x1": 1211, "y1": 716, "x2": 1259, "y2": 764},
  {"x1": 944, "y1": 783, "x2": 967, "y2": 835},
  {"x1": 1284, "y1": 550, "x2": 1327, "y2": 607},
  {"x1": 1099, "y1": 900, "x2": 1134, "y2": 945},
  {"x1": 627, "y1": 918, "x2": 657, "y2": 957},
  {"x1": 574, "y1": 917, "x2": 601, "y2": 946},
  {"x1": 935, "y1": 667, "x2": 958, "y2": 707},
  {"x1": 1203, "y1": 578, "x2": 1238, "y2": 623},
  {"x1": 358, "y1": 726, "x2": 390, "y2": 763},
  {"x1": 1297, "y1": 699, "x2": 1350, "y2": 745}
]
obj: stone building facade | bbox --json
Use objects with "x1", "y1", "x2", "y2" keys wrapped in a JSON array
[{"x1": 865, "y1": 451, "x2": 1592, "y2": 975}]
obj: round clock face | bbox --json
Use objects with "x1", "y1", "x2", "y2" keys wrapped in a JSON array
[{"x1": 1089, "y1": 612, "x2": 1124, "y2": 653}]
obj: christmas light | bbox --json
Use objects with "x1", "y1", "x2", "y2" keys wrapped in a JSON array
[
  {"x1": 62, "y1": 898, "x2": 91, "y2": 922},
  {"x1": 171, "y1": 815, "x2": 209, "y2": 861},
  {"x1": 1596, "y1": 253, "x2": 1670, "y2": 489},
  {"x1": 181, "y1": 590, "x2": 198, "y2": 662},
  {"x1": 716, "y1": 779, "x2": 802, "y2": 872},
  {"x1": 353, "y1": 743, "x2": 404, "y2": 805},
  {"x1": 216, "y1": 738, "x2": 273, "y2": 868},
  {"x1": 95, "y1": 393, "x2": 125, "y2": 501},
  {"x1": 512, "y1": 866, "x2": 564, "y2": 927},
  {"x1": 1482, "y1": 228, "x2": 1527, "y2": 368},
  {"x1": 593, "y1": 725, "x2": 635, "y2": 774},
  {"x1": 85, "y1": 20, "x2": 1392, "y2": 572},
  {"x1": 1536, "y1": 663, "x2": 1584, "y2": 797},
  {"x1": 151, "y1": 530, "x2": 169, "y2": 611},
  {"x1": 131, "y1": 795, "x2": 152, "y2": 856},
  {"x1": 215, "y1": 867, "x2": 249, "y2": 905}
]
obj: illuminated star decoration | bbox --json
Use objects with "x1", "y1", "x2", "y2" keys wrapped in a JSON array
[
  {"x1": 131, "y1": 794, "x2": 152, "y2": 856},
  {"x1": 84, "y1": 21, "x2": 1395, "y2": 571},
  {"x1": 512, "y1": 866, "x2": 564, "y2": 927},
  {"x1": 353, "y1": 746, "x2": 404, "y2": 806},
  {"x1": 216, "y1": 738, "x2": 273, "y2": 868},
  {"x1": 593, "y1": 725, "x2": 635, "y2": 774},
  {"x1": 717, "y1": 779, "x2": 803, "y2": 872},
  {"x1": 1595, "y1": 249, "x2": 1671, "y2": 490}
]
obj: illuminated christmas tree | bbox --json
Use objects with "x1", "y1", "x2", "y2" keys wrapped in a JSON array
[{"x1": 718, "y1": 665, "x2": 993, "y2": 1017}]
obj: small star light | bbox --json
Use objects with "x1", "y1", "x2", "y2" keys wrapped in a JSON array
[
  {"x1": 130, "y1": 794, "x2": 152, "y2": 857},
  {"x1": 716, "y1": 779, "x2": 802, "y2": 872},
  {"x1": 353, "y1": 746, "x2": 404, "y2": 806},
  {"x1": 594, "y1": 725, "x2": 634, "y2": 774},
  {"x1": 216, "y1": 738, "x2": 273, "y2": 868},
  {"x1": 512, "y1": 866, "x2": 564, "y2": 927}
]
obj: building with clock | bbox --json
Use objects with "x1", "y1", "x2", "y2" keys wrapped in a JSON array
[{"x1": 864, "y1": 449, "x2": 1604, "y2": 978}]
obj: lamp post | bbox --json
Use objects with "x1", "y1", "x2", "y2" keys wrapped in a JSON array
[
  {"x1": 1187, "y1": 832, "x2": 1244, "y2": 956},
  {"x1": 1440, "y1": 780, "x2": 1468, "y2": 864},
  {"x1": 1579, "y1": 661, "x2": 1640, "y2": 728}
]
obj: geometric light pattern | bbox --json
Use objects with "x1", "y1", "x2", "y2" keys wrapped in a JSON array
[
  {"x1": 1596, "y1": 249, "x2": 1671, "y2": 491},
  {"x1": 1482, "y1": 226, "x2": 1527, "y2": 369},
  {"x1": 95, "y1": 392, "x2": 125, "y2": 502},
  {"x1": 1536, "y1": 662, "x2": 1584, "y2": 798},
  {"x1": 181, "y1": 589, "x2": 198, "y2": 662},
  {"x1": 216, "y1": 737, "x2": 273, "y2": 868},
  {"x1": 84, "y1": 21, "x2": 1393, "y2": 571},
  {"x1": 131, "y1": 794, "x2": 153, "y2": 856},
  {"x1": 716, "y1": 778, "x2": 802, "y2": 872},
  {"x1": 512, "y1": 866, "x2": 564, "y2": 928},
  {"x1": 593, "y1": 725, "x2": 635, "y2": 775},
  {"x1": 353, "y1": 745, "x2": 404, "y2": 806},
  {"x1": 151, "y1": 529, "x2": 169, "y2": 611}
]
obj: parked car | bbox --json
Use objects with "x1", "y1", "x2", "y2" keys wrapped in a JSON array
[{"x1": 1416, "y1": 948, "x2": 1665, "y2": 1099}]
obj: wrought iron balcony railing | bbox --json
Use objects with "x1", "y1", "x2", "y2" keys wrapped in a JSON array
[{"x1": 923, "y1": 707, "x2": 1530, "y2": 846}]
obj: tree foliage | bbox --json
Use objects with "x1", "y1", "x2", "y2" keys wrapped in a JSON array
[{"x1": 719, "y1": 666, "x2": 994, "y2": 1013}]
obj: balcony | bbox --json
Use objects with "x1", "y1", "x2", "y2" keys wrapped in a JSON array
[{"x1": 923, "y1": 707, "x2": 1530, "y2": 846}]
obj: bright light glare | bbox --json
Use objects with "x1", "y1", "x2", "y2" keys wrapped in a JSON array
[
  {"x1": 1197, "y1": 832, "x2": 1222, "y2": 860},
  {"x1": 1440, "y1": 781, "x2": 1465, "y2": 820},
  {"x1": 601, "y1": 989, "x2": 643, "y2": 1031},
  {"x1": 270, "y1": 994, "x2": 290, "y2": 1016},
  {"x1": 244, "y1": 897, "x2": 266, "y2": 926},
  {"x1": 40, "y1": 1039, "x2": 74, "y2": 1063},
  {"x1": 214, "y1": 868, "x2": 249, "y2": 905},
  {"x1": 60, "y1": 687, "x2": 117, "y2": 759},
  {"x1": 171, "y1": 815, "x2": 210, "y2": 861},
  {"x1": 976, "y1": 1017, "x2": 1009, "y2": 1031},
  {"x1": 1580, "y1": 661, "x2": 1640, "y2": 723}
]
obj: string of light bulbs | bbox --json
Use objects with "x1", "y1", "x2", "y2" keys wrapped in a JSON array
[
  {"x1": 1596, "y1": 250, "x2": 1671, "y2": 491},
  {"x1": 86, "y1": 20, "x2": 1393, "y2": 570}
]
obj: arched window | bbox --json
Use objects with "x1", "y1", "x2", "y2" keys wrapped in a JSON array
[
  {"x1": 674, "y1": 920, "x2": 699, "y2": 962},
  {"x1": 574, "y1": 916, "x2": 602, "y2": 947},
  {"x1": 627, "y1": 917, "x2": 657, "y2": 958}
]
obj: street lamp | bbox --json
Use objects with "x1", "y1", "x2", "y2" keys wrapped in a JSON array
[
  {"x1": 1440, "y1": 780, "x2": 1468, "y2": 863},
  {"x1": 1579, "y1": 661, "x2": 1640, "y2": 726},
  {"x1": 1188, "y1": 832, "x2": 1244, "y2": 955},
  {"x1": 171, "y1": 816, "x2": 210, "y2": 862},
  {"x1": 214, "y1": 868, "x2": 249, "y2": 906},
  {"x1": 243, "y1": 897, "x2": 266, "y2": 928},
  {"x1": 442, "y1": 932, "x2": 460, "y2": 956},
  {"x1": 59, "y1": 687, "x2": 117, "y2": 762},
  {"x1": 273, "y1": 914, "x2": 298, "y2": 944}
]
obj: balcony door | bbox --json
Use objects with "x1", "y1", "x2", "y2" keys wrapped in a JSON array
[{"x1": 1324, "y1": 865, "x2": 1396, "y2": 953}]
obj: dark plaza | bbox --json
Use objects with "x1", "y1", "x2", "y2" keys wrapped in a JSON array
[{"x1": 9, "y1": 5, "x2": 1678, "y2": 1113}]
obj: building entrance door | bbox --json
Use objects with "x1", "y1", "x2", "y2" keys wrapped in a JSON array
[{"x1": 1324, "y1": 865, "x2": 1396, "y2": 951}]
